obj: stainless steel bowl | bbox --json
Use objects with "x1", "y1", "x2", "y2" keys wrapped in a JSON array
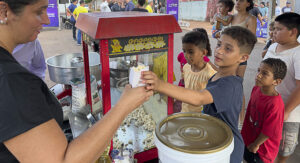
[{"x1": 46, "y1": 52, "x2": 101, "y2": 84}]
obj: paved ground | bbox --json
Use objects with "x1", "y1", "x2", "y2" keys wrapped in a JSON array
[{"x1": 39, "y1": 21, "x2": 299, "y2": 162}]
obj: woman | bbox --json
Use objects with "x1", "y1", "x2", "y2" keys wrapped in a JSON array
[
  {"x1": 231, "y1": 0, "x2": 256, "y2": 78},
  {"x1": 231, "y1": 0, "x2": 256, "y2": 130},
  {"x1": 0, "y1": 0, "x2": 153, "y2": 162},
  {"x1": 232, "y1": 0, "x2": 256, "y2": 35}
]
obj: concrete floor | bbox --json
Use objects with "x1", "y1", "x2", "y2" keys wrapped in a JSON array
[{"x1": 39, "y1": 23, "x2": 299, "y2": 162}]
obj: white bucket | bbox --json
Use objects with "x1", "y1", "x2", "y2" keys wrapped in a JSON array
[
  {"x1": 155, "y1": 134, "x2": 234, "y2": 163},
  {"x1": 155, "y1": 113, "x2": 234, "y2": 163}
]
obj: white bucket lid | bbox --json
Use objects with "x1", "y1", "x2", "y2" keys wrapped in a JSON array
[{"x1": 155, "y1": 112, "x2": 233, "y2": 154}]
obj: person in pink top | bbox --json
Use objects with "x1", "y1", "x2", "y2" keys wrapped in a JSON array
[
  {"x1": 177, "y1": 52, "x2": 187, "y2": 87},
  {"x1": 173, "y1": 52, "x2": 188, "y2": 112}
]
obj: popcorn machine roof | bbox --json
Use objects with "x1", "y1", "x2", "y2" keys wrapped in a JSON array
[{"x1": 75, "y1": 12, "x2": 181, "y2": 39}]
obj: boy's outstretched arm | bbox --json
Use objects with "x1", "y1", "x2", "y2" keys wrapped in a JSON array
[
  {"x1": 247, "y1": 16, "x2": 257, "y2": 35},
  {"x1": 142, "y1": 71, "x2": 213, "y2": 106},
  {"x1": 284, "y1": 80, "x2": 300, "y2": 120}
]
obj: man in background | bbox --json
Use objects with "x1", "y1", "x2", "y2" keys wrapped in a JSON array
[
  {"x1": 67, "y1": 0, "x2": 78, "y2": 41},
  {"x1": 249, "y1": 2, "x2": 264, "y2": 26},
  {"x1": 282, "y1": 1, "x2": 292, "y2": 13},
  {"x1": 108, "y1": 0, "x2": 116, "y2": 9},
  {"x1": 258, "y1": 1, "x2": 268, "y2": 21},
  {"x1": 154, "y1": 0, "x2": 158, "y2": 13},
  {"x1": 73, "y1": 0, "x2": 88, "y2": 46},
  {"x1": 100, "y1": 0, "x2": 112, "y2": 12},
  {"x1": 111, "y1": 0, "x2": 124, "y2": 11},
  {"x1": 124, "y1": 0, "x2": 135, "y2": 11},
  {"x1": 132, "y1": 0, "x2": 148, "y2": 12},
  {"x1": 275, "y1": 2, "x2": 282, "y2": 16},
  {"x1": 145, "y1": 0, "x2": 153, "y2": 13}
]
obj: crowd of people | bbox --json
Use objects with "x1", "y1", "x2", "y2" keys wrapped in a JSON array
[
  {"x1": 67, "y1": 0, "x2": 165, "y2": 45},
  {"x1": 0, "y1": 0, "x2": 299, "y2": 163},
  {"x1": 0, "y1": 0, "x2": 153, "y2": 163},
  {"x1": 178, "y1": 0, "x2": 300, "y2": 163}
]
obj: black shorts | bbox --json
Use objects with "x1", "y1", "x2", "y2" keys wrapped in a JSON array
[
  {"x1": 244, "y1": 147, "x2": 264, "y2": 163},
  {"x1": 239, "y1": 61, "x2": 247, "y2": 66}
]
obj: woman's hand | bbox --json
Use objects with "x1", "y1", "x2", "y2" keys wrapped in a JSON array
[
  {"x1": 141, "y1": 71, "x2": 162, "y2": 91},
  {"x1": 116, "y1": 84, "x2": 153, "y2": 114}
]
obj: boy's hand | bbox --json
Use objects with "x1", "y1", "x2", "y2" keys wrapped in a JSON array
[
  {"x1": 247, "y1": 143, "x2": 259, "y2": 153},
  {"x1": 141, "y1": 71, "x2": 162, "y2": 91}
]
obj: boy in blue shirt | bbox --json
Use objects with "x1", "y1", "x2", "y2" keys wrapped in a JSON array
[
  {"x1": 142, "y1": 26, "x2": 257, "y2": 163},
  {"x1": 67, "y1": 0, "x2": 78, "y2": 41}
]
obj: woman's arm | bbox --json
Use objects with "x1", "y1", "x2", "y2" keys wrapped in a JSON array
[
  {"x1": 247, "y1": 15, "x2": 257, "y2": 35},
  {"x1": 4, "y1": 86, "x2": 153, "y2": 163}
]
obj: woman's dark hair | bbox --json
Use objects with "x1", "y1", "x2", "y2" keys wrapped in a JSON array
[
  {"x1": 182, "y1": 28, "x2": 212, "y2": 56},
  {"x1": 246, "y1": 0, "x2": 254, "y2": 12},
  {"x1": 0, "y1": 0, "x2": 40, "y2": 14},
  {"x1": 260, "y1": 2, "x2": 265, "y2": 7}
]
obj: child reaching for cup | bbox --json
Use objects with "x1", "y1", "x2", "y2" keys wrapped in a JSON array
[
  {"x1": 180, "y1": 28, "x2": 216, "y2": 112},
  {"x1": 142, "y1": 26, "x2": 257, "y2": 163}
]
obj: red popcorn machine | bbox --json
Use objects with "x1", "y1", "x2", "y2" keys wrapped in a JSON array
[{"x1": 76, "y1": 12, "x2": 181, "y2": 162}]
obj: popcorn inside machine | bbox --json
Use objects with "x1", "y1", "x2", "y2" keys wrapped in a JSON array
[{"x1": 76, "y1": 12, "x2": 181, "y2": 162}]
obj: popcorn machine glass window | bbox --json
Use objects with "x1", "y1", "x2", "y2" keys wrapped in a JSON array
[{"x1": 107, "y1": 35, "x2": 170, "y2": 153}]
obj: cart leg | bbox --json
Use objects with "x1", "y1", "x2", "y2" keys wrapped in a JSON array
[
  {"x1": 167, "y1": 34, "x2": 174, "y2": 115},
  {"x1": 83, "y1": 41, "x2": 93, "y2": 112}
]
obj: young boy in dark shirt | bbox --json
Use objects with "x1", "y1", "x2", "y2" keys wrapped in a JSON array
[
  {"x1": 241, "y1": 58, "x2": 287, "y2": 163},
  {"x1": 142, "y1": 26, "x2": 257, "y2": 163}
]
